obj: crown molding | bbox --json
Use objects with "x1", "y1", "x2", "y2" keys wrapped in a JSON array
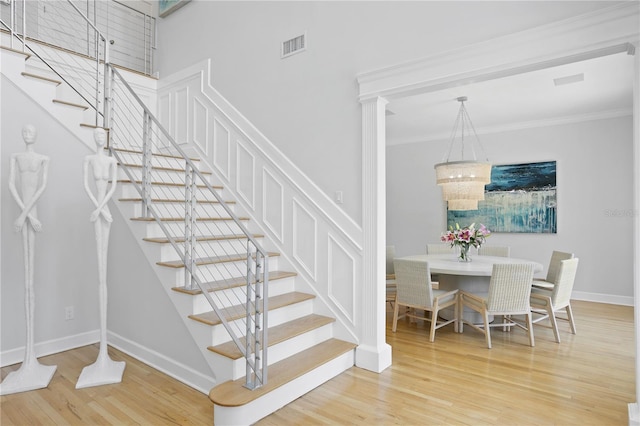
[
  {"x1": 357, "y1": 2, "x2": 640, "y2": 101},
  {"x1": 388, "y1": 108, "x2": 634, "y2": 147}
]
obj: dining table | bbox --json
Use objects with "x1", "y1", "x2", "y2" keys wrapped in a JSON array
[{"x1": 398, "y1": 253, "x2": 544, "y2": 323}]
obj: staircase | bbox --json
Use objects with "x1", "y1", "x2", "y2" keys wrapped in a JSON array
[
  {"x1": 112, "y1": 146, "x2": 356, "y2": 424},
  {"x1": 2, "y1": 20, "x2": 356, "y2": 425}
]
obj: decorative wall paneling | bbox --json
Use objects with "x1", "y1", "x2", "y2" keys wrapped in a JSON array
[{"x1": 158, "y1": 60, "x2": 363, "y2": 341}]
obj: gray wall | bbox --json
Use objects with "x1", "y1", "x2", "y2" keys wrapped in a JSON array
[
  {"x1": 387, "y1": 116, "x2": 634, "y2": 302},
  {"x1": 155, "y1": 0, "x2": 617, "y2": 224}
]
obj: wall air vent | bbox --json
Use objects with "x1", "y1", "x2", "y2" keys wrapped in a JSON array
[{"x1": 282, "y1": 33, "x2": 306, "y2": 58}]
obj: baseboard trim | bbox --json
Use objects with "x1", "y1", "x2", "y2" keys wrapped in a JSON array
[
  {"x1": 0, "y1": 330, "x2": 99, "y2": 368},
  {"x1": 107, "y1": 331, "x2": 216, "y2": 395},
  {"x1": 572, "y1": 291, "x2": 633, "y2": 306}
]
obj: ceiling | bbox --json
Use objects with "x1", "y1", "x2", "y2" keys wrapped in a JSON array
[{"x1": 385, "y1": 51, "x2": 635, "y2": 146}]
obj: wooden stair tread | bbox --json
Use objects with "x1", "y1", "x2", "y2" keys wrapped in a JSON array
[
  {"x1": 119, "y1": 198, "x2": 235, "y2": 204},
  {"x1": 21, "y1": 71, "x2": 60, "y2": 85},
  {"x1": 1, "y1": 45, "x2": 31, "y2": 59},
  {"x1": 157, "y1": 251, "x2": 279, "y2": 269},
  {"x1": 132, "y1": 216, "x2": 249, "y2": 222},
  {"x1": 110, "y1": 147, "x2": 200, "y2": 161},
  {"x1": 172, "y1": 270, "x2": 297, "y2": 295},
  {"x1": 144, "y1": 233, "x2": 263, "y2": 244},
  {"x1": 208, "y1": 314, "x2": 336, "y2": 359},
  {"x1": 117, "y1": 179, "x2": 221, "y2": 189},
  {"x1": 53, "y1": 99, "x2": 88, "y2": 110},
  {"x1": 189, "y1": 292, "x2": 315, "y2": 326},
  {"x1": 119, "y1": 163, "x2": 212, "y2": 175},
  {"x1": 209, "y1": 339, "x2": 356, "y2": 407}
]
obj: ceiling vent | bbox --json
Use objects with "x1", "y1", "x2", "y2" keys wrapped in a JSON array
[{"x1": 282, "y1": 33, "x2": 306, "y2": 59}]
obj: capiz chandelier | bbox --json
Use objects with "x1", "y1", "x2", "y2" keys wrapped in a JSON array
[{"x1": 434, "y1": 97, "x2": 491, "y2": 211}]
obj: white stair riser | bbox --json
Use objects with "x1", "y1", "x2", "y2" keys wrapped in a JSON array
[
  {"x1": 154, "y1": 239, "x2": 260, "y2": 262},
  {"x1": 130, "y1": 202, "x2": 235, "y2": 219},
  {"x1": 111, "y1": 152, "x2": 202, "y2": 170},
  {"x1": 189, "y1": 277, "x2": 296, "y2": 315},
  {"x1": 138, "y1": 220, "x2": 250, "y2": 239},
  {"x1": 117, "y1": 167, "x2": 212, "y2": 185},
  {"x1": 228, "y1": 323, "x2": 334, "y2": 381},
  {"x1": 118, "y1": 183, "x2": 223, "y2": 201},
  {"x1": 213, "y1": 351, "x2": 355, "y2": 426},
  {"x1": 160, "y1": 257, "x2": 280, "y2": 286},
  {"x1": 206, "y1": 299, "x2": 315, "y2": 345}
]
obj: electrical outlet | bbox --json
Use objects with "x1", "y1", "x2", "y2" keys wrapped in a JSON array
[{"x1": 65, "y1": 306, "x2": 74, "y2": 320}]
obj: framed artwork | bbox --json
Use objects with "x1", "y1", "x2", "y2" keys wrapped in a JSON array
[
  {"x1": 159, "y1": 0, "x2": 191, "y2": 17},
  {"x1": 447, "y1": 161, "x2": 557, "y2": 233}
]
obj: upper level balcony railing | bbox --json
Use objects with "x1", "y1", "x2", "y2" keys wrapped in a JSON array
[{"x1": 0, "y1": 0, "x2": 155, "y2": 76}]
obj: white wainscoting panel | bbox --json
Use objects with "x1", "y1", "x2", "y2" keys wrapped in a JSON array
[
  {"x1": 159, "y1": 93, "x2": 171, "y2": 149},
  {"x1": 328, "y1": 234, "x2": 356, "y2": 324},
  {"x1": 192, "y1": 97, "x2": 209, "y2": 155},
  {"x1": 236, "y1": 140, "x2": 256, "y2": 210},
  {"x1": 175, "y1": 87, "x2": 189, "y2": 145},
  {"x1": 292, "y1": 198, "x2": 317, "y2": 280},
  {"x1": 263, "y1": 168, "x2": 284, "y2": 243},
  {"x1": 213, "y1": 118, "x2": 231, "y2": 180}
]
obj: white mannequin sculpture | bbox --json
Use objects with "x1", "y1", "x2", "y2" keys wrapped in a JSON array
[
  {"x1": 76, "y1": 128, "x2": 125, "y2": 389},
  {"x1": 1, "y1": 124, "x2": 57, "y2": 395}
]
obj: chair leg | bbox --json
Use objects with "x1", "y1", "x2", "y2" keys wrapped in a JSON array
[
  {"x1": 526, "y1": 312, "x2": 535, "y2": 347},
  {"x1": 483, "y1": 310, "x2": 492, "y2": 349},
  {"x1": 566, "y1": 304, "x2": 577, "y2": 334},
  {"x1": 429, "y1": 309, "x2": 437, "y2": 342},
  {"x1": 457, "y1": 299, "x2": 464, "y2": 333},
  {"x1": 547, "y1": 305, "x2": 560, "y2": 343},
  {"x1": 392, "y1": 297, "x2": 400, "y2": 333},
  {"x1": 453, "y1": 296, "x2": 459, "y2": 333}
]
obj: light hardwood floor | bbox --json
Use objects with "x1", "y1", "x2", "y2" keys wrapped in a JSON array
[{"x1": 1, "y1": 300, "x2": 635, "y2": 425}]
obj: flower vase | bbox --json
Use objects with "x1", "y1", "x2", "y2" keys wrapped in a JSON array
[{"x1": 458, "y1": 245, "x2": 471, "y2": 262}]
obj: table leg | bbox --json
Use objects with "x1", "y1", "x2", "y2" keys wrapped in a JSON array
[{"x1": 438, "y1": 274, "x2": 493, "y2": 324}]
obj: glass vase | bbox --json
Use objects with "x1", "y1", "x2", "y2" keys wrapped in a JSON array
[{"x1": 458, "y1": 245, "x2": 471, "y2": 262}]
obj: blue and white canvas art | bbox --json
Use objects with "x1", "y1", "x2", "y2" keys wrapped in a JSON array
[
  {"x1": 447, "y1": 161, "x2": 557, "y2": 233},
  {"x1": 159, "y1": 0, "x2": 191, "y2": 17}
]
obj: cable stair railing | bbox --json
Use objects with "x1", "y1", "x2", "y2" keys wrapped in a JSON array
[{"x1": 1, "y1": 0, "x2": 270, "y2": 391}]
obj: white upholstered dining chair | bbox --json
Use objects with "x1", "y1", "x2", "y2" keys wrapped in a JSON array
[
  {"x1": 386, "y1": 245, "x2": 397, "y2": 309},
  {"x1": 426, "y1": 243, "x2": 453, "y2": 254},
  {"x1": 532, "y1": 250, "x2": 574, "y2": 291},
  {"x1": 392, "y1": 259, "x2": 458, "y2": 342},
  {"x1": 478, "y1": 246, "x2": 511, "y2": 257},
  {"x1": 530, "y1": 257, "x2": 579, "y2": 343},
  {"x1": 458, "y1": 263, "x2": 535, "y2": 349}
]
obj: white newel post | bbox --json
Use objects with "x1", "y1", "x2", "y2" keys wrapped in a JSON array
[
  {"x1": 356, "y1": 96, "x2": 392, "y2": 372},
  {"x1": 629, "y1": 44, "x2": 640, "y2": 426}
]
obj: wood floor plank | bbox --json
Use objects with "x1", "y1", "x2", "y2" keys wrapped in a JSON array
[{"x1": 0, "y1": 345, "x2": 212, "y2": 426}]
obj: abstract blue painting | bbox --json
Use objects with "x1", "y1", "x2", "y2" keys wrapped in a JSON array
[
  {"x1": 447, "y1": 161, "x2": 557, "y2": 233},
  {"x1": 159, "y1": 0, "x2": 191, "y2": 17}
]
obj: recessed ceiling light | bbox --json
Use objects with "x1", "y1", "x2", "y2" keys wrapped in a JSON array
[{"x1": 553, "y1": 73, "x2": 585, "y2": 86}]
